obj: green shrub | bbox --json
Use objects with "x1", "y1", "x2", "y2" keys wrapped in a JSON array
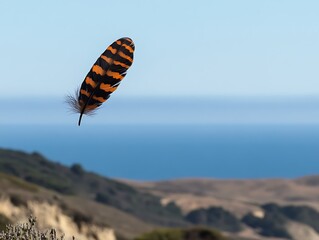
[{"x1": 70, "y1": 164, "x2": 85, "y2": 176}]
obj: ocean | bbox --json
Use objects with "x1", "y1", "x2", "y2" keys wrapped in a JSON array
[{"x1": 1, "y1": 124, "x2": 319, "y2": 180}]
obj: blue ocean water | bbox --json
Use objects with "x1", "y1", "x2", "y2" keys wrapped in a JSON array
[{"x1": 0, "y1": 124, "x2": 319, "y2": 180}]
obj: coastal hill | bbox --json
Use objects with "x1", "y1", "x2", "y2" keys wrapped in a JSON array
[
  {"x1": 1, "y1": 148, "x2": 319, "y2": 240},
  {"x1": 124, "y1": 176, "x2": 319, "y2": 217},
  {"x1": 124, "y1": 176, "x2": 319, "y2": 240},
  {"x1": 0, "y1": 148, "x2": 183, "y2": 239}
]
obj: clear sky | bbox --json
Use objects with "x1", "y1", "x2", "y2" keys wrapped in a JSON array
[{"x1": 1, "y1": 0, "x2": 319, "y2": 99}]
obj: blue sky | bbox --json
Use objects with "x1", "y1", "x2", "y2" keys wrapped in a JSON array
[
  {"x1": 1, "y1": 1, "x2": 319, "y2": 125},
  {"x1": 1, "y1": 0, "x2": 319, "y2": 98}
]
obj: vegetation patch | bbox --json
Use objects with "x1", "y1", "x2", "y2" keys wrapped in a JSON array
[
  {"x1": 0, "y1": 215, "x2": 11, "y2": 232},
  {"x1": 242, "y1": 203, "x2": 291, "y2": 238},
  {"x1": 0, "y1": 216, "x2": 68, "y2": 240},
  {"x1": 135, "y1": 227, "x2": 227, "y2": 240},
  {"x1": 0, "y1": 173, "x2": 38, "y2": 192},
  {"x1": 185, "y1": 207, "x2": 242, "y2": 233},
  {"x1": 0, "y1": 148, "x2": 186, "y2": 226},
  {"x1": 9, "y1": 194, "x2": 28, "y2": 207}
]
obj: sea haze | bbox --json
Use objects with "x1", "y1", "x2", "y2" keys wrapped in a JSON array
[
  {"x1": 1, "y1": 96, "x2": 319, "y2": 180},
  {"x1": 1, "y1": 96, "x2": 319, "y2": 125},
  {"x1": 1, "y1": 124, "x2": 319, "y2": 180}
]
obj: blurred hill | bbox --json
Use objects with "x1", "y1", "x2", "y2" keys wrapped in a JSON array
[
  {"x1": 124, "y1": 177, "x2": 319, "y2": 217},
  {"x1": 0, "y1": 148, "x2": 186, "y2": 239},
  {"x1": 0, "y1": 148, "x2": 185, "y2": 226},
  {"x1": 1, "y1": 148, "x2": 319, "y2": 240},
  {"x1": 123, "y1": 176, "x2": 319, "y2": 240}
]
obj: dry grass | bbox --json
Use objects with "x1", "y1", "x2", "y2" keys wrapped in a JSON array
[{"x1": 0, "y1": 216, "x2": 70, "y2": 240}]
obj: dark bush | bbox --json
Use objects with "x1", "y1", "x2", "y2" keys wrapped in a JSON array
[
  {"x1": 95, "y1": 192, "x2": 110, "y2": 205},
  {"x1": 183, "y1": 228, "x2": 227, "y2": 240},
  {"x1": 72, "y1": 211, "x2": 92, "y2": 230},
  {"x1": 70, "y1": 163, "x2": 85, "y2": 176},
  {"x1": 9, "y1": 194, "x2": 27, "y2": 207},
  {"x1": 135, "y1": 229, "x2": 182, "y2": 240},
  {"x1": 185, "y1": 207, "x2": 242, "y2": 233},
  {"x1": 134, "y1": 228, "x2": 227, "y2": 240},
  {"x1": 165, "y1": 202, "x2": 183, "y2": 216}
]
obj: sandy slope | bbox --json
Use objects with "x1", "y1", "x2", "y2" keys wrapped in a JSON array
[
  {"x1": 123, "y1": 176, "x2": 319, "y2": 240},
  {"x1": 124, "y1": 176, "x2": 319, "y2": 217}
]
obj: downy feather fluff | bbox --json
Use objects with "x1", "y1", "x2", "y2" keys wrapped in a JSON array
[{"x1": 68, "y1": 37, "x2": 135, "y2": 126}]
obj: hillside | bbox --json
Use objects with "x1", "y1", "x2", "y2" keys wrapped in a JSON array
[
  {"x1": 0, "y1": 171, "x2": 156, "y2": 239},
  {"x1": 123, "y1": 177, "x2": 319, "y2": 239},
  {"x1": 0, "y1": 148, "x2": 186, "y2": 227},
  {"x1": 0, "y1": 148, "x2": 234, "y2": 240},
  {"x1": 125, "y1": 177, "x2": 319, "y2": 217},
  {"x1": 2, "y1": 148, "x2": 319, "y2": 240}
]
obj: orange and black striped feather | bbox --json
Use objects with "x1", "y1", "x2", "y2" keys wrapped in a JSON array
[{"x1": 68, "y1": 37, "x2": 134, "y2": 126}]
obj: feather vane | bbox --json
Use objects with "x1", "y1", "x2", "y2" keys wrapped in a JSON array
[{"x1": 68, "y1": 37, "x2": 135, "y2": 126}]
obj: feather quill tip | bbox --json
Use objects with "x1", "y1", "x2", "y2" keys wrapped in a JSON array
[{"x1": 66, "y1": 90, "x2": 98, "y2": 126}]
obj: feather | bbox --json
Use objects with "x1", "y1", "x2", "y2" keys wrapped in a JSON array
[{"x1": 68, "y1": 37, "x2": 135, "y2": 126}]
